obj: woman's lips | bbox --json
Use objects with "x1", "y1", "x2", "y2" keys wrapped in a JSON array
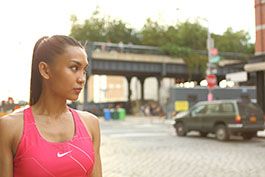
[{"x1": 73, "y1": 88, "x2": 82, "y2": 94}]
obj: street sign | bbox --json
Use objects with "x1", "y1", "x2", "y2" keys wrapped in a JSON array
[
  {"x1": 209, "y1": 48, "x2": 220, "y2": 63},
  {"x1": 206, "y1": 74, "x2": 217, "y2": 89},
  {"x1": 175, "y1": 101, "x2": 189, "y2": 112},
  {"x1": 210, "y1": 48, "x2": 218, "y2": 56},
  {"x1": 226, "y1": 71, "x2": 247, "y2": 82},
  {"x1": 210, "y1": 56, "x2": 221, "y2": 63}
]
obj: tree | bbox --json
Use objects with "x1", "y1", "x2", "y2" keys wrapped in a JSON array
[
  {"x1": 105, "y1": 19, "x2": 140, "y2": 44},
  {"x1": 176, "y1": 21, "x2": 208, "y2": 50},
  {"x1": 70, "y1": 9, "x2": 107, "y2": 42},
  {"x1": 213, "y1": 27, "x2": 254, "y2": 54},
  {"x1": 160, "y1": 43, "x2": 207, "y2": 80},
  {"x1": 139, "y1": 18, "x2": 166, "y2": 46},
  {"x1": 69, "y1": 11, "x2": 254, "y2": 80},
  {"x1": 70, "y1": 9, "x2": 139, "y2": 44},
  {"x1": 158, "y1": 21, "x2": 208, "y2": 80}
]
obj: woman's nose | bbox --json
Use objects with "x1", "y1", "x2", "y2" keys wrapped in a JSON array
[{"x1": 77, "y1": 75, "x2": 86, "y2": 83}]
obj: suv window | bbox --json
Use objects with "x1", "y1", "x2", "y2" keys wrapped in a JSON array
[
  {"x1": 191, "y1": 105, "x2": 207, "y2": 116},
  {"x1": 206, "y1": 104, "x2": 220, "y2": 114},
  {"x1": 220, "y1": 103, "x2": 235, "y2": 113},
  {"x1": 238, "y1": 102, "x2": 263, "y2": 117}
]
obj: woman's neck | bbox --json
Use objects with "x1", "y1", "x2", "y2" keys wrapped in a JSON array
[{"x1": 32, "y1": 94, "x2": 69, "y2": 118}]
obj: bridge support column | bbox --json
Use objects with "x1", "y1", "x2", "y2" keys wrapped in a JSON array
[
  {"x1": 126, "y1": 76, "x2": 132, "y2": 102},
  {"x1": 139, "y1": 77, "x2": 145, "y2": 103},
  {"x1": 84, "y1": 76, "x2": 89, "y2": 105},
  {"x1": 257, "y1": 71, "x2": 265, "y2": 112},
  {"x1": 83, "y1": 42, "x2": 94, "y2": 110},
  {"x1": 157, "y1": 77, "x2": 162, "y2": 104},
  {"x1": 126, "y1": 76, "x2": 133, "y2": 114}
]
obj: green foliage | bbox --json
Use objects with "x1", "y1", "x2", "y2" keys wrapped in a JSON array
[
  {"x1": 70, "y1": 10, "x2": 107, "y2": 42},
  {"x1": 105, "y1": 19, "x2": 140, "y2": 44},
  {"x1": 160, "y1": 44, "x2": 192, "y2": 57},
  {"x1": 70, "y1": 9, "x2": 139, "y2": 44},
  {"x1": 161, "y1": 44, "x2": 207, "y2": 80},
  {"x1": 140, "y1": 18, "x2": 166, "y2": 46},
  {"x1": 162, "y1": 25, "x2": 179, "y2": 45},
  {"x1": 176, "y1": 21, "x2": 208, "y2": 50},
  {"x1": 69, "y1": 10, "x2": 254, "y2": 79},
  {"x1": 213, "y1": 27, "x2": 254, "y2": 54}
]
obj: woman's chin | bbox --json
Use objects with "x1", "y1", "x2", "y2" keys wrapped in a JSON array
[{"x1": 68, "y1": 96, "x2": 79, "y2": 101}]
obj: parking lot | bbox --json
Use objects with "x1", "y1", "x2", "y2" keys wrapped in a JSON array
[{"x1": 100, "y1": 116, "x2": 265, "y2": 177}]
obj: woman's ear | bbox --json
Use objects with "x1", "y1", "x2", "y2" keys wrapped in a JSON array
[{"x1": 38, "y1": 61, "x2": 50, "y2": 79}]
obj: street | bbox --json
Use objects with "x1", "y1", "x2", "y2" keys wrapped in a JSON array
[{"x1": 100, "y1": 116, "x2": 265, "y2": 177}]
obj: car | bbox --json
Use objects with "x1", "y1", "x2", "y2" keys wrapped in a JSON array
[{"x1": 173, "y1": 99, "x2": 265, "y2": 141}]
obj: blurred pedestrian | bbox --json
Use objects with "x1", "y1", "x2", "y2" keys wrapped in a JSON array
[
  {"x1": 0, "y1": 100, "x2": 5, "y2": 112},
  {"x1": 0, "y1": 35, "x2": 102, "y2": 177}
]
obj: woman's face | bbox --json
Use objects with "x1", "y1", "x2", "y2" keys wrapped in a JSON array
[{"x1": 47, "y1": 46, "x2": 88, "y2": 101}]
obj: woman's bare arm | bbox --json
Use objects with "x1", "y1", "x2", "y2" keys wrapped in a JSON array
[
  {"x1": 79, "y1": 111, "x2": 103, "y2": 177},
  {"x1": 0, "y1": 116, "x2": 15, "y2": 177},
  {"x1": 90, "y1": 117, "x2": 102, "y2": 177}
]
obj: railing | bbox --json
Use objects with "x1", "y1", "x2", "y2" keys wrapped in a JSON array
[
  {"x1": 192, "y1": 50, "x2": 253, "y2": 60},
  {"x1": 87, "y1": 41, "x2": 253, "y2": 60},
  {"x1": 91, "y1": 41, "x2": 163, "y2": 55}
]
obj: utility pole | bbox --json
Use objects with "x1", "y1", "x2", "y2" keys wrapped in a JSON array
[{"x1": 206, "y1": 24, "x2": 215, "y2": 101}]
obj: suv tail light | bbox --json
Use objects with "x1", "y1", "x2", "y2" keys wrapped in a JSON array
[{"x1": 235, "y1": 115, "x2": 241, "y2": 123}]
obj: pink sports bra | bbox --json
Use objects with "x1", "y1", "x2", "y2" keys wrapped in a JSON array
[{"x1": 13, "y1": 107, "x2": 95, "y2": 177}]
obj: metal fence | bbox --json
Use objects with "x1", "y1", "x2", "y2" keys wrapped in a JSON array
[{"x1": 86, "y1": 41, "x2": 253, "y2": 60}]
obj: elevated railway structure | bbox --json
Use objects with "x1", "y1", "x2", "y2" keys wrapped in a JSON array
[{"x1": 83, "y1": 42, "x2": 252, "y2": 105}]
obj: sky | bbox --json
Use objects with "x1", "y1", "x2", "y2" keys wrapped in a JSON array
[{"x1": 0, "y1": 0, "x2": 255, "y2": 102}]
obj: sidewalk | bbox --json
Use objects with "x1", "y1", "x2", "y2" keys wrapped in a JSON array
[
  {"x1": 100, "y1": 115, "x2": 170, "y2": 125},
  {"x1": 100, "y1": 114, "x2": 265, "y2": 138}
]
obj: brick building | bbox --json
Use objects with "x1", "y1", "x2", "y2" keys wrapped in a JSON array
[
  {"x1": 255, "y1": 0, "x2": 265, "y2": 55},
  {"x1": 244, "y1": 0, "x2": 265, "y2": 111}
]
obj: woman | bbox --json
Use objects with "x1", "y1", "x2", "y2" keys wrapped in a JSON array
[{"x1": 0, "y1": 35, "x2": 102, "y2": 177}]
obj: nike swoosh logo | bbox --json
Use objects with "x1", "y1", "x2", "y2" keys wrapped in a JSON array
[{"x1": 57, "y1": 150, "x2": 72, "y2": 158}]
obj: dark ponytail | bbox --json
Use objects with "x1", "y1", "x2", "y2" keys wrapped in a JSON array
[{"x1": 29, "y1": 35, "x2": 84, "y2": 105}]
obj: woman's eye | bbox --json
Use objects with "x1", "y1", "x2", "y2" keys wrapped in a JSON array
[{"x1": 71, "y1": 66, "x2": 78, "y2": 71}]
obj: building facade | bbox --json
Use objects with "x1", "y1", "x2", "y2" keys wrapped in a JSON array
[
  {"x1": 255, "y1": 0, "x2": 265, "y2": 55},
  {"x1": 244, "y1": 0, "x2": 265, "y2": 111}
]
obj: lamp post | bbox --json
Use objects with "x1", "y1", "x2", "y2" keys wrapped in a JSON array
[{"x1": 206, "y1": 19, "x2": 214, "y2": 72}]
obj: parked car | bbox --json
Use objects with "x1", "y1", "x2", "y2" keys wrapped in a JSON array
[{"x1": 173, "y1": 99, "x2": 265, "y2": 141}]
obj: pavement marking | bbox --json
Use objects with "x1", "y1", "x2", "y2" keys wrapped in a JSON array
[{"x1": 108, "y1": 132, "x2": 168, "y2": 138}]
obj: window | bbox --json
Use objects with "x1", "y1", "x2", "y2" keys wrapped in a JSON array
[
  {"x1": 238, "y1": 102, "x2": 263, "y2": 117},
  {"x1": 206, "y1": 104, "x2": 220, "y2": 114},
  {"x1": 220, "y1": 103, "x2": 234, "y2": 113},
  {"x1": 191, "y1": 105, "x2": 207, "y2": 116}
]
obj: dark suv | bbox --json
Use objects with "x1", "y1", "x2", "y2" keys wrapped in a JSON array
[{"x1": 173, "y1": 100, "x2": 265, "y2": 141}]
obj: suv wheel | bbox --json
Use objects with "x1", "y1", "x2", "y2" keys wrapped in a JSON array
[
  {"x1": 215, "y1": 124, "x2": 229, "y2": 141},
  {"x1": 175, "y1": 123, "x2": 186, "y2": 136}
]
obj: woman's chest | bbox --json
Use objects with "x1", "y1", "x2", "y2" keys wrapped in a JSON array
[{"x1": 14, "y1": 137, "x2": 95, "y2": 177}]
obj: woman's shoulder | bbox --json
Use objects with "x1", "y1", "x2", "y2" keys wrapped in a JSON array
[
  {"x1": 0, "y1": 107, "x2": 25, "y2": 125},
  {"x1": 73, "y1": 109, "x2": 101, "y2": 139},
  {"x1": 0, "y1": 107, "x2": 25, "y2": 142},
  {"x1": 0, "y1": 107, "x2": 26, "y2": 155},
  {"x1": 74, "y1": 109, "x2": 99, "y2": 124},
  {"x1": 73, "y1": 109, "x2": 100, "y2": 128}
]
